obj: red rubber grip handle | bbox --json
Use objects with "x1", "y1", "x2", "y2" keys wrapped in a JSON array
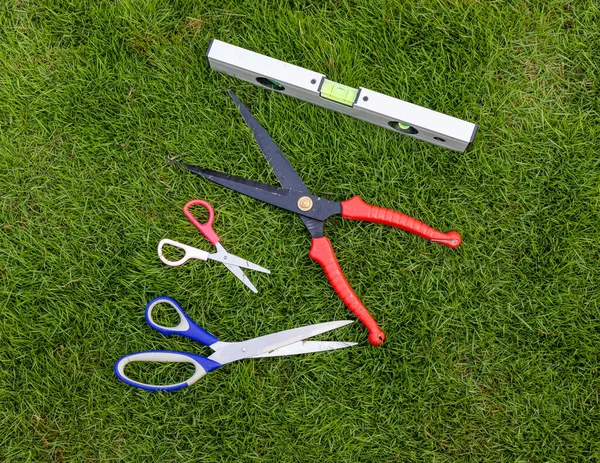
[
  {"x1": 341, "y1": 196, "x2": 461, "y2": 248},
  {"x1": 309, "y1": 236, "x2": 385, "y2": 346}
]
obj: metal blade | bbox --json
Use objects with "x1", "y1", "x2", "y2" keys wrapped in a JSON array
[
  {"x1": 252, "y1": 341, "x2": 357, "y2": 357},
  {"x1": 176, "y1": 162, "x2": 282, "y2": 194},
  {"x1": 228, "y1": 90, "x2": 310, "y2": 194},
  {"x1": 175, "y1": 163, "x2": 341, "y2": 223},
  {"x1": 208, "y1": 320, "x2": 354, "y2": 366},
  {"x1": 217, "y1": 257, "x2": 270, "y2": 274},
  {"x1": 223, "y1": 263, "x2": 257, "y2": 293},
  {"x1": 207, "y1": 244, "x2": 270, "y2": 274},
  {"x1": 177, "y1": 163, "x2": 296, "y2": 210},
  {"x1": 208, "y1": 243, "x2": 267, "y2": 293}
]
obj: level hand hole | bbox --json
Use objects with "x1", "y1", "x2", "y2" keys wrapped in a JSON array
[
  {"x1": 433, "y1": 136, "x2": 446, "y2": 142},
  {"x1": 256, "y1": 77, "x2": 285, "y2": 91}
]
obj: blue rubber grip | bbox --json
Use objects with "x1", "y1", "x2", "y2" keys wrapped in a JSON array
[
  {"x1": 145, "y1": 296, "x2": 219, "y2": 346},
  {"x1": 114, "y1": 350, "x2": 221, "y2": 391}
]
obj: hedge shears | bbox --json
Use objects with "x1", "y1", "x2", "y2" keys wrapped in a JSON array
[{"x1": 175, "y1": 91, "x2": 461, "y2": 345}]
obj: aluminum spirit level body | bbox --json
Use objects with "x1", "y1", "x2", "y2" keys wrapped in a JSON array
[{"x1": 206, "y1": 39, "x2": 477, "y2": 152}]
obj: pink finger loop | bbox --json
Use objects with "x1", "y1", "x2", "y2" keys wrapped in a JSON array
[{"x1": 183, "y1": 200, "x2": 220, "y2": 245}]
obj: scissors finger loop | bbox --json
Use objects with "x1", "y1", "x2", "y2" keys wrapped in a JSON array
[
  {"x1": 183, "y1": 199, "x2": 220, "y2": 245},
  {"x1": 145, "y1": 297, "x2": 190, "y2": 334},
  {"x1": 158, "y1": 239, "x2": 209, "y2": 266},
  {"x1": 144, "y1": 296, "x2": 220, "y2": 346},
  {"x1": 114, "y1": 351, "x2": 219, "y2": 391}
]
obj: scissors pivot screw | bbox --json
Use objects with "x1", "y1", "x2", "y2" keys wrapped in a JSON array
[{"x1": 298, "y1": 196, "x2": 313, "y2": 211}]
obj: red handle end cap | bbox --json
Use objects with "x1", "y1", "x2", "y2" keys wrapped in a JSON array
[
  {"x1": 446, "y1": 231, "x2": 462, "y2": 248},
  {"x1": 432, "y1": 230, "x2": 461, "y2": 248},
  {"x1": 368, "y1": 330, "x2": 385, "y2": 346}
]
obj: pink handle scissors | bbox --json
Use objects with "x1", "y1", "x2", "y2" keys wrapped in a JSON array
[{"x1": 158, "y1": 200, "x2": 270, "y2": 293}]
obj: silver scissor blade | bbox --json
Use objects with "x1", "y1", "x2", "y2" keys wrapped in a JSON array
[
  {"x1": 207, "y1": 252, "x2": 271, "y2": 273},
  {"x1": 228, "y1": 90, "x2": 310, "y2": 194},
  {"x1": 252, "y1": 341, "x2": 357, "y2": 357},
  {"x1": 208, "y1": 320, "x2": 354, "y2": 366},
  {"x1": 223, "y1": 262, "x2": 257, "y2": 293},
  {"x1": 209, "y1": 244, "x2": 268, "y2": 293}
]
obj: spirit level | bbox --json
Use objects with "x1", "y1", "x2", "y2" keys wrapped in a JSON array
[{"x1": 206, "y1": 39, "x2": 478, "y2": 152}]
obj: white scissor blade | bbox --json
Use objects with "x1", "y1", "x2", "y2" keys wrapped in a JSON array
[
  {"x1": 208, "y1": 320, "x2": 354, "y2": 366},
  {"x1": 252, "y1": 341, "x2": 357, "y2": 357},
  {"x1": 224, "y1": 262, "x2": 258, "y2": 293}
]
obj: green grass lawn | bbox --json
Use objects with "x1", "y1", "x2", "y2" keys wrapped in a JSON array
[{"x1": 1, "y1": 0, "x2": 599, "y2": 461}]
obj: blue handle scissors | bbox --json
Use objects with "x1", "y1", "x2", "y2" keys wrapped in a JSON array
[{"x1": 114, "y1": 297, "x2": 357, "y2": 391}]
